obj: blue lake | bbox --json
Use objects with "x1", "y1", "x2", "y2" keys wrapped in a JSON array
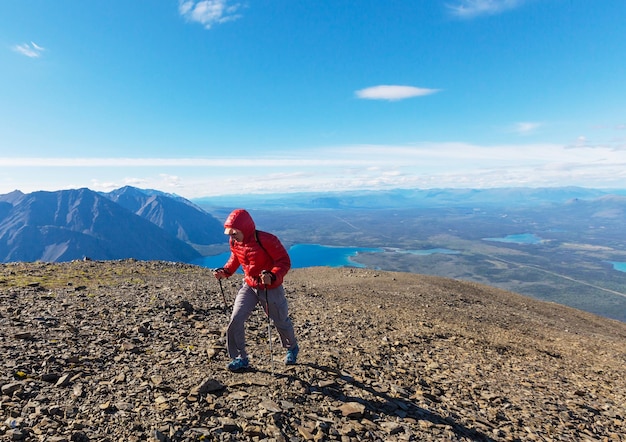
[
  {"x1": 192, "y1": 244, "x2": 460, "y2": 270},
  {"x1": 483, "y1": 233, "x2": 544, "y2": 245},
  {"x1": 193, "y1": 252, "x2": 236, "y2": 270},
  {"x1": 192, "y1": 244, "x2": 382, "y2": 270},
  {"x1": 609, "y1": 262, "x2": 626, "y2": 273},
  {"x1": 288, "y1": 244, "x2": 382, "y2": 268}
]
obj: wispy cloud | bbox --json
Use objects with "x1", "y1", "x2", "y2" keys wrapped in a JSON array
[
  {"x1": 178, "y1": 0, "x2": 243, "y2": 29},
  {"x1": 3, "y1": 139, "x2": 626, "y2": 197},
  {"x1": 0, "y1": 157, "x2": 370, "y2": 168},
  {"x1": 447, "y1": 0, "x2": 526, "y2": 19},
  {"x1": 512, "y1": 121, "x2": 542, "y2": 135},
  {"x1": 355, "y1": 85, "x2": 440, "y2": 101},
  {"x1": 13, "y1": 42, "x2": 45, "y2": 58}
]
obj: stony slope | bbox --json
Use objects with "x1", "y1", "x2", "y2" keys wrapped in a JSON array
[{"x1": 1, "y1": 261, "x2": 625, "y2": 441}]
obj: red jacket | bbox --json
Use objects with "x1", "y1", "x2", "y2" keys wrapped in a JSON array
[{"x1": 223, "y1": 209, "x2": 291, "y2": 289}]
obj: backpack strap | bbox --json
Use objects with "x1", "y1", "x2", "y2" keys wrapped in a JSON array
[
  {"x1": 255, "y1": 230, "x2": 277, "y2": 282},
  {"x1": 230, "y1": 230, "x2": 269, "y2": 254},
  {"x1": 254, "y1": 230, "x2": 269, "y2": 256}
]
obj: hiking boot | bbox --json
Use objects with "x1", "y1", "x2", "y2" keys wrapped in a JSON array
[
  {"x1": 285, "y1": 344, "x2": 299, "y2": 365},
  {"x1": 227, "y1": 357, "x2": 249, "y2": 372}
]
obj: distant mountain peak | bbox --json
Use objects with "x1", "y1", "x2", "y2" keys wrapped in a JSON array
[
  {"x1": 0, "y1": 189, "x2": 25, "y2": 204},
  {"x1": 0, "y1": 186, "x2": 224, "y2": 263}
]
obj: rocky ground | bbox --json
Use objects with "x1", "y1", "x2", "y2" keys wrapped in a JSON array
[{"x1": 1, "y1": 260, "x2": 625, "y2": 442}]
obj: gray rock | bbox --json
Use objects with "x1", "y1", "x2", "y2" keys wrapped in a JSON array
[{"x1": 0, "y1": 261, "x2": 625, "y2": 442}]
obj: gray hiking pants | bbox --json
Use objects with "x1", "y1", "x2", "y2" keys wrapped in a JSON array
[{"x1": 226, "y1": 282, "x2": 297, "y2": 360}]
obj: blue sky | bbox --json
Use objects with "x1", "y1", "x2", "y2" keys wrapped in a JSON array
[{"x1": 1, "y1": 0, "x2": 625, "y2": 198}]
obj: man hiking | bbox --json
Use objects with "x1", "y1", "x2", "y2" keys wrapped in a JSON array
[{"x1": 213, "y1": 209, "x2": 299, "y2": 372}]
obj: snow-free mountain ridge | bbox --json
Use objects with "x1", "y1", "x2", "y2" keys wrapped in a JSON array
[{"x1": 0, "y1": 187, "x2": 223, "y2": 263}]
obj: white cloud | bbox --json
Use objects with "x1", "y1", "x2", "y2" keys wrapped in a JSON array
[
  {"x1": 0, "y1": 157, "x2": 369, "y2": 168},
  {"x1": 178, "y1": 0, "x2": 242, "y2": 29},
  {"x1": 13, "y1": 42, "x2": 45, "y2": 58},
  {"x1": 447, "y1": 0, "x2": 525, "y2": 18},
  {"x1": 355, "y1": 85, "x2": 440, "y2": 101},
  {"x1": 573, "y1": 135, "x2": 588, "y2": 147},
  {"x1": 3, "y1": 140, "x2": 626, "y2": 198},
  {"x1": 512, "y1": 121, "x2": 542, "y2": 135},
  {"x1": 159, "y1": 174, "x2": 183, "y2": 188},
  {"x1": 90, "y1": 180, "x2": 121, "y2": 191}
]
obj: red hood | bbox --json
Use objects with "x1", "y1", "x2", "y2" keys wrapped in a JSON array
[{"x1": 224, "y1": 209, "x2": 256, "y2": 240}]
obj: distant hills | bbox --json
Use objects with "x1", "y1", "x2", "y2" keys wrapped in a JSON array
[
  {"x1": 2, "y1": 185, "x2": 624, "y2": 265},
  {"x1": 194, "y1": 186, "x2": 626, "y2": 210},
  {"x1": 0, "y1": 186, "x2": 224, "y2": 263},
  {"x1": 196, "y1": 186, "x2": 626, "y2": 322}
]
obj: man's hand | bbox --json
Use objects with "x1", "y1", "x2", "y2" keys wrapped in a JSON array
[
  {"x1": 213, "y1": 268, "x2": 228, "y2": 280},
  {"x1": 260, "y1": 270, "x2": 275, "y2": 286}
]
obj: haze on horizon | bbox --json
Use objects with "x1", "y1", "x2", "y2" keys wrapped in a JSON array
[{"x1": 1, "y1": 1, "x2": 625, "y2": 199}]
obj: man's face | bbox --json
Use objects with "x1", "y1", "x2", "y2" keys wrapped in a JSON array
[{"x1": 225, "y1": 228, "x2": 244, "y2": 242}]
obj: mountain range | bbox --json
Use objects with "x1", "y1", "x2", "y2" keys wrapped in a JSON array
[
  {"x1": 197, "y1": 186, "x2": 626, "y2": 322},
  {"x1": 194, "y1": 186, "x2": 626, "y2": 210},
  {"x1": 0, "y1": 186, "x2": 224, "y2": 263},
  {"x1": 1, "y1": 185, "x2": 624, "y2": 321}
]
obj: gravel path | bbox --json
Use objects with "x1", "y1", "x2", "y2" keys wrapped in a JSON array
[{"x1": 1, "y1": 260, "x2": 625, "y2": 441}]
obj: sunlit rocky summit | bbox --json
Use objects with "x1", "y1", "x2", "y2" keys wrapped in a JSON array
[{"x1": 1, "y1": 260, "x2": 625, "y2": 441}]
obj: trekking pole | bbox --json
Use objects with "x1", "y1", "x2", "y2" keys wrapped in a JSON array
[
  {"x1": 218, "y1": 279, "x2": 230, "y2": 314},
  {"x1": 264, "y1": 283, "x2": 275, "y2": 375},
  {"x1": 213, "y1": 269, "x2": 230, "y2": 314}
]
